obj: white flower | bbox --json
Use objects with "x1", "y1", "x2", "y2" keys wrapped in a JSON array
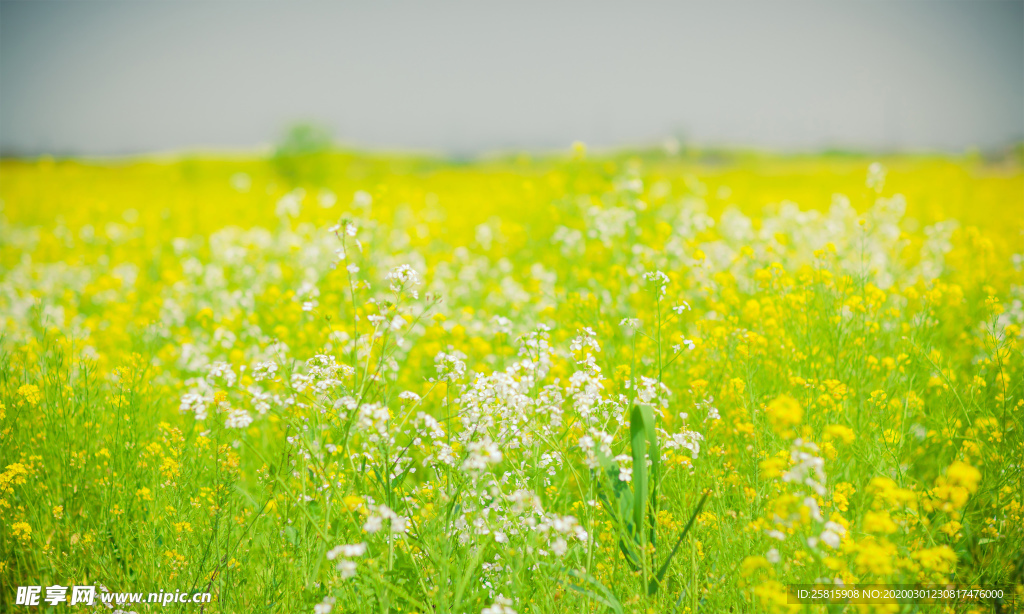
[
  {"x1": 391, "y1": 516, "x2": 408, "y2": 534},
  {"x1": 336, "y1": 559, "x2": 357, "y2": 579},
  {"x1": 207, "y1": 361, "x2": 237, "y2": 387},
  {"x1": 385, "y1": 264, "x2": 421, "y2": 297},
  {"x1": 578, "y1": 430, "x2": 613, "y2": 469},
  {"x1": 552, "y1": 225, "x2": 584, "y2": 256},
  {"x1": 866, "y1": 162, "x2": 887, "y2": 193},
  {"x1": 783, "y1": 440, "x2": 827, "y2": 497},
  {"x1": 313, "y1": 596, "x2": 335, "y2": 614},
  {"x1": 179, "y1": 392, "x2": 210, "y2": 421},
  {"x1": 672, "y1": 302, "x2": 691, "y2": 314},
  {"x1": 569, "y1": 327, "x2": 601, "y2": 354},
  {"x1": 619, "y1": 318, "x2": 641, "y2": 331},
  {"x1": 275, "y1": 190, "x2": 302, "y2": 218},
  {"x1": 464, "y1": 438, "x2": 503, "y2": 472},
  {"x1": 613, "y1": 454, "x2": 633, "y2": 482},
  {"x1": 820, "y1": 521, "x2": 846, "y2": 549},
  {"x1": 551, "y1": 515, "x2": 575, "y2": 534},
  {"x1": 766, "y1": 548, "x2": 780, "y2": 563},
  {"x1": 224, "y1": 409, "x2": 253, "y2": 429},
  {"x1": 492, "y1": 315, "x2": 513, "y2": 335},
  {"x1": 318, "y1": 189, "x2": 337, "y2": 208},
  {"x1": 252, "y1": 361, "x2": 278, "y2": 382},
  {"x1": 548, "y1": 515, "x2": 588, "y2": 543},
  {"x1": 481, "y1": 596, "x2": 517, "y2": 614},
  {"x1": 363, "y1": 515, "x2": 383, "y2": 533},
  {"x1": 664, "y1": 430, "x2": 704, "y2": 459},
  {"x1": 433, "y1": 351, "x2": 467, "y2": 382},
  {"x1": 352, "y1": 190, "x2": 372, "y2": 208},
  {"x1": 326, "y1": 543, "x2": 367, "y2": 560},
  {"x1": 803, "y1": 497, "x2": 823, "y2": 522},
  {"x1": 346, "y1": 264, "x2": 359, "y2": 274},
  {"x1": 230, "y1": 172, "x2": 251, "y2": 192},
  {"x1": 551, "y1": 537, "x2": 568, "y2": 556},
  {"x1": 820, "y1": 529, "x2": 841, "y2": 549},
  {"x1": 642, "y1": 270, "x2": 670, "y2": 296}
]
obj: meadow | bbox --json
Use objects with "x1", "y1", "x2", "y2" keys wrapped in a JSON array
[{"x1": 0, "y1": 145, "x2": 1022, "y2": 613}]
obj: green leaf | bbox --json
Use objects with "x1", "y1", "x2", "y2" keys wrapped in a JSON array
[
  {"x1": 631, "y1": 403, "x2": 661, "y2": 549},
  {"x1": 283, "y1": 525, "x2": 298, "y2": 546},
  {"x1": 630, "y1": 404, "x2": 650, "y2": 545},
  {"x1": 642, "y1": 404, "x2": 661, "y2": 543}
]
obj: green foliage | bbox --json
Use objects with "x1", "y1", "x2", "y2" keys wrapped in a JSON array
[{"x1": 271, "y1": 122, "x2": 333, "y2": 185}]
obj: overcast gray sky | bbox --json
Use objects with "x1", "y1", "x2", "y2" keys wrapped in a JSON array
[{"x1": 1, "y1": 1, "x2": 1021, "y2": 156}]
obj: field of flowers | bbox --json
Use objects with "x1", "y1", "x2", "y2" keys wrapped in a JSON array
[{"x1": 1, "y1": 147, "x2": 1022, "y2": 613}]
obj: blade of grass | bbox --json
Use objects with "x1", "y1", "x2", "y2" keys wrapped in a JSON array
[
  {"x1": 648, "y1": 491, "x2": 709, "y2": 596},
  {"x1": 557, "y1": 567, "x2": 624, "y2": 614}
]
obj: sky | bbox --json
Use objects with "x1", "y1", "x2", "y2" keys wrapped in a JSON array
[{"x1": 1, "y1": 1, "x2": 1022, "y2": 156}]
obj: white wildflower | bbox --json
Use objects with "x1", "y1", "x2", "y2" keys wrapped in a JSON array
[
  {"x1": 363, "y1": 515, "x2": 383, "y2": 534},
  {"x1": 385, "y1": 264, "x2": 420, "y2": 297},
  {"x1": 179, "y1": 392, "x2": 210, "y2": 421},
  {"x1": 318, "y1": 189, "x2": 337, "y2": 208},
  {"x1": 224, "y1": 409, "x2": 253, "y2": 429},
  {"x1": 252, "y1": 361, "x2": 278, "y2": 382},
  {"x1": 313, "y1": 596, "x2": 335, "y2": 614},
  {"x1": 481, "y1": 596, "x2": 517, "y2": 614},
  {"x1": 326, "y1": 543, "x2": 367, "y2": 560},
  {"x1": 642, "y1": 270, "x2": 670, "y2": 296},
  {"x1": 663, "y1": 430, "x2": 704, "y2": 459},
  {"x1": 866, "y1": 162, "x2": 887, "y2": 193},
  {"x1": 672, "y1": 302, "x2": 691, "y2": 314},
  {"x1": 336, "y1": 559, "x2": 357, "y2": 579},
  {"x1": 464, "y1": 438, "x2": 503, "y2": 472},
  {"x1": 619, "y1": 318, "x2": 641, "y2": 331},
  {"x1": 820, "y1": 521, "x2": 845, "y2": 549},
  {"x1": 352, "y1": 190, "x2": 372, "y2": 208}
]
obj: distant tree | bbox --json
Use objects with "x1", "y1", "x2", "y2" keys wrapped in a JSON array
[{"x1": 272, "y1": 122, "x2": 333, "y2": 185}]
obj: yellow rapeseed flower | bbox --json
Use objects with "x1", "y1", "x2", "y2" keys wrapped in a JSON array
[
  {"x1": 17, "y1": 384, "x2": 41, "y2": 406},
  {"x1": 765, "y1": 394, "x2": 803, "y2": 436},
  {"x1": 863, "y1": 511, "x2": 898, "y2": 535},
  {"x1": 11, "y1": 521, "x2": 32, "y2": 542},
  {"x1": 945, "y1": 461, "x2": 981, "y2": 493},
  {"x1": 824, "y1": 424, "x2": 855, "y2": 445}
]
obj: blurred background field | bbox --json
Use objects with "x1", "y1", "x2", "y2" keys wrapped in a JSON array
[{"x1": 3, "y1": 148, "x2": 1022, "y2": 241}]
